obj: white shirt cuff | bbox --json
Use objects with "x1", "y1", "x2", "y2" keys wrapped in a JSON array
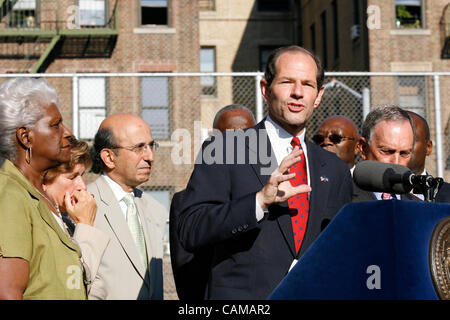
[{"x1": 255, "y1": 196, "x2": 267, "y2": 222}]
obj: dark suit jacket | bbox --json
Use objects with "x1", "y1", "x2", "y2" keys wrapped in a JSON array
[
  {"x1": 169, "y1": 190, "x2": 212, "y2": 300},
  {"x1": 436, "y1": 182, "x2": 450, "y2": 203},
  {"x1": 352, "y1": 182, "x2": 421, "y2": 202},
  {"x1": 177, "y1": 121, "x2": 353, "y2": 300}
]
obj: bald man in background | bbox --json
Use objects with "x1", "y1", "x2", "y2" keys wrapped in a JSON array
[
  {"x1": 170, "y1": 104, "x2": 256, "y2": 300},
  {"x1": 212, "y1": 104, "x2": 257, "y2": 132},
  {"x1": 313, "y1": 115, "x2": 360, "y2": 175},
  {"x1": 407, "y1": 111, "x2": 450, "y2": 202},
  {"x1": 87, "y1": 114, "x2": 166, "y2": 299}
]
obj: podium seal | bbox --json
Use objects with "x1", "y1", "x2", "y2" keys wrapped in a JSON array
[{"x1": 429, "y1": 217, "x2": 450, "y2": 300}]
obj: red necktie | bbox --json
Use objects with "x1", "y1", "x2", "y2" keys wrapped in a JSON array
[
  {"x1": 382, "y1": 192, "x2": 393, "y2": 200},
  {"x1": 288, "y1": 137, "x2": 309, "y2": 253}
]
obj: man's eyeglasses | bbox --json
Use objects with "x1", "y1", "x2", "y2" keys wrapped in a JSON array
[
  {"x1": 312, "y1": 133, "x2": 355, "y2": 145},
  {"x1": 110, "y1": 140, "x2": 159, "y2": 154}
]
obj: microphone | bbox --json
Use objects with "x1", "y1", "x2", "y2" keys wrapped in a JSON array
[{"x1": 353, "y1": 160, "x2": 416, "y2": 194}]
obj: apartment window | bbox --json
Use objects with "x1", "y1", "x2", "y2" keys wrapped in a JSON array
[
  {"x1": 141, "y1": 77, "x2": 170, "y2": 139},
  {"x1": 321, "y1": 11, "x2": 328, "y2": 70},
  {"x1": 79, "y1": 0, "x2": 106, "y2": 27},
  {"x1": 78, "y1": 77, "x2": 107, "y2": 140},
  {"x1": 353, "y1": 0, "x2": 360, "y2": 25},
  {"x1": 397, "y1": 76, "x2": 425, "y2": 115},
  {"x1": 200, "y1": 47, "x2": 216, "y2": 96},
  {"x1": 8, "y1": 0, "x2": 37, "y2": 28},
  {"x1": 259, "y1": 46, "x2": 280, "y2": 72},
  {"x1": 141, "y1": 0, "x2": 168, "y2": 26},
  {"x1": 332, "y1": 0, "x2": 339, "y2": 60},
  {"x1": 310, "y1": 23, "x2": 316, "y2": 54},
  {"x1": 199, "y1": 0, "x2": 215, "y2": 11},
  {"x1": 395, "y1": 0, "x2": 423, "y2": 28},
  {"x1": 144, "y1": 187, "x2": 171, "y2": 253},
  {"x1": 257, "y1": 0, "x2": 289, "y2": 12}
]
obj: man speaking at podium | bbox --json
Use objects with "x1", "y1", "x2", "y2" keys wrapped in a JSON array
[
  {"x1": 353, "y1": 105, "x2": 419, "y2": 202},
  {"x1": 178, "y1": 46, "x2": 353, "y2": 299}
]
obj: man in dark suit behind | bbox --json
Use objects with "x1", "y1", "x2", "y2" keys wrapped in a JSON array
[
  {"x1": 177, "y1": 46, "x2": 353, "y2": 300},
  {"x1": 353, "y1": 105, "x2": 419, "y2": 202},
  {"x1": 169, "y1": 105, "x2": 256, "y2": 300},
  {"x1": 407, "y1": 111, "x2": 450, "y2": 203}
]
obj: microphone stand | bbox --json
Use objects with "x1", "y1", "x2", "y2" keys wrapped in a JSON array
[{"x1": 411, "y1": 175, "x2": 444, "y2": 203}]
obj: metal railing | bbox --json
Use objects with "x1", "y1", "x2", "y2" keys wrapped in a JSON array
[{"x1": 0, "y1": 71, "x2": 448, "y2": 180}]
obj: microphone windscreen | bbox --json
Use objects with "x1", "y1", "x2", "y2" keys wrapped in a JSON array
[{"x1": 353, "y1": 160, "x2": 411, "y2": 194}]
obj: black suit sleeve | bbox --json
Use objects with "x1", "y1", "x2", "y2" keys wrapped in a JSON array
[{"x1": 177, "y1": 138, "x2": 260, "y2": 252}]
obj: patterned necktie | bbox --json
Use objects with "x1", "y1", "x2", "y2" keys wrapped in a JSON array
[
  {"x1": 122, "y1": 193, "x2": 148, "y2": 268},
  {"x1": 288, "y1": 137, "x2": 310, "y2": 253},
  {"x1": 382, "y1": 192, "x2": 393, "y2": 200}
]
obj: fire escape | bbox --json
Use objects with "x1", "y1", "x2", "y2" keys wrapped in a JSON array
[{"x1": 0, "y1": 0, "x2": 118, "y2": 73}]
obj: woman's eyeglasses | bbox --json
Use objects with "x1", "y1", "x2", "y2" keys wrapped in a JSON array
[{"x1": 312, "y1": 133, "x2": 355, "y2": 145}]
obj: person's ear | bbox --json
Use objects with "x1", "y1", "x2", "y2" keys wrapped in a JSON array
[
  {"x1": 313, "y1": 85, "x2": 325, "y2": 109},
  {"x1": 16, "y1": 126, "x2": 32, "y2": 149},
  {"x1": 354, "y1": 138, "x2": 361, "y2": 156},
  {"x1": 358, "y1": 137, "x2": 369, "y2": 160},
  {"x1": 260, "y1": 79, "x2": 271, "y2": 104},
  {"x1": 426, "y1": 140, "x2": 433, "y2": 156},
  {"x1": 100, "y1": 149, "x2": 116, "y2": 170}
]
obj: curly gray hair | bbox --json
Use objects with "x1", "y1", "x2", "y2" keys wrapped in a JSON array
[{"x1": 0, "y1": 78, "x2": 59, "y2": 161}]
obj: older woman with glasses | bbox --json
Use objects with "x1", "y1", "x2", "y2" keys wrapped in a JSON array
[{"x1": 0, "y1": 78, "x2": 107, "y2": 300}]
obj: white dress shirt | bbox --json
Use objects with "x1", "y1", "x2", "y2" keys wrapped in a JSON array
[
  {"x1": 103, "y1": 174, "x2": 141, "y2": 222},
  {"x1": 410, "y1": 169, "x2": 427, "y2": 201},
  {"x1": 373, "y1": 192, "x2": 399, "y2": 200},
  {"x1": 255, "y1": 116, "x2": 311, "y2": 221}
]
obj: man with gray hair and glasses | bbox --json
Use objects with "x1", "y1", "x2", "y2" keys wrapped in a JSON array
[{"x1": 353, "y1": 105, "x2": 420, "y2": 202}]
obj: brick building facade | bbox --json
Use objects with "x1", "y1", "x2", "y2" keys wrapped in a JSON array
[{"x1": 300, "y1": 0, "x2": 450, "y2": 180}]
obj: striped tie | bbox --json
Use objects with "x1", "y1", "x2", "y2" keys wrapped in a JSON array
[{"x1": 122, "y1": 193, "x2": 148, "y2": 268}]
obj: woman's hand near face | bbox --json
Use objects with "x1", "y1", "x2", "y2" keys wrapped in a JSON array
[{"x1": 64, "y1": 190, "x2": 97, "y2": 226}]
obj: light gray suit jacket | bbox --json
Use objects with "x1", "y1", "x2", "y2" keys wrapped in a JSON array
[{"x1": 87, "y1": 175, "x2": 166, "y2": 300}]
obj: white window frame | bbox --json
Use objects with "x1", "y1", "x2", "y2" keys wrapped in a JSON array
[
  {"x1": 141, "y1": 76, "x2": 171, "y2": 140},
  {"x1": 394, "y1": 0, "x2": 425, "y2": 29},
  {"x1": 78, "y1": 77, "x2": 107, "y2": 140},
  {"x1": 140, "y1": 0, "x2": 169, "y2": 26},
  {"x1": 200, "y1": 46, "x2": 217, "y2": 96},
  {"x1": 79, "y1": 0, "x2": 106, "y2": 27}
]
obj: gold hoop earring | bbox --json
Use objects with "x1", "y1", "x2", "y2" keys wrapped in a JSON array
[{"x1": 25, "y1": 147, "x2": 32, "y2": 164}]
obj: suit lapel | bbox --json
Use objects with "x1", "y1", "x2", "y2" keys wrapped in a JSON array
[
  {"x1": 247, "y1": 121, "x2": 277, "y2": 188},
  {"x1": 247, "y1": 121, "x2": 297, "y2": 258},
  {"x1": 95, "y1": 177, "x2": 148, "y2": 282}
]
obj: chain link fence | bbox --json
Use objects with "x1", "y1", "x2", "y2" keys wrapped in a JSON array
[{"x1": 0, "y1": 72, "x2": 448, "y2": 299}]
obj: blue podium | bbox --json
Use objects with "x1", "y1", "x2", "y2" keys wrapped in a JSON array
[{"x1": 269, "y1": 200, "x2": 450, "y2": 300}]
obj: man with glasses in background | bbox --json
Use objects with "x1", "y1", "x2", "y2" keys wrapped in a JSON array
[
  {"x1": 87, "y1": 113, "x2": 166, "y2": 300},
  {"x1": 313, "y1": 115, "x2": 360, "y2": 175}
]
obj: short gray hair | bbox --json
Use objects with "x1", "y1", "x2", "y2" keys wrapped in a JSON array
[
  {"x1": 0, "y1": 78, "x2": 59, "y2": 160},
  {"x1": 212, "y1": 104, "x2": 256, "y2": 129},
  {"x1": 361, "y1": 104, "x2": 415, "y2": 145}
]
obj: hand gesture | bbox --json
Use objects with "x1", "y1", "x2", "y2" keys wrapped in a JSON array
[
  {"x1": 256, "y1": 146, "x2": 312, "y2": 211},
  {"x1": 64, "y1": 190, "x2": 97, "y2": 226}
]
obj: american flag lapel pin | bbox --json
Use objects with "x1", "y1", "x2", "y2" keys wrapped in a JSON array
[{"x1": 320, "y1": 176, "x2": 329, "y2": 182}]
